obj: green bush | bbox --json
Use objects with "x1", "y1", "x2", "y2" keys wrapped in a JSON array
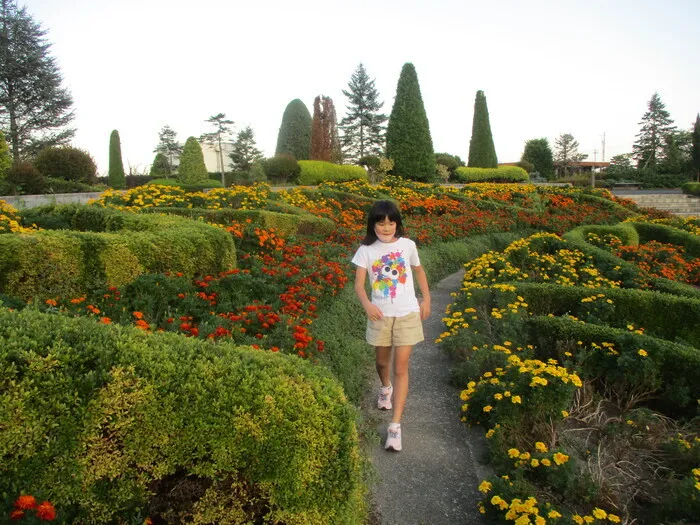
[
  {"x1": 4, "y1": 161, "x2": 46, "y2": 195},
  {"x1": 177, "y1": 137, "x2": 208, "y2": 184},
  {"x1": 681, "y1": 181, "x2": 700, "y2": 196},
  {"x1": 263, "y1": 154, "x2": 301, "y2": 184},
  {"x1": 34, "y1": 146, "x2": 98, "y2": 185},
  {"x1": 148, "y1": 178, "x2": 223, "y2": 191},
  {"x1": 297, "y1": 160, "x2": 368, "y2": 185},
  {"x1": 0, "y1": 307, "x2": 366, "y2": 524},
  {"x1": 44, "y1": 177, "x2": 102, "y2": 194},
  {"x1": 630, "y1": 221, "x2": 700, "y2": 258},
  {"x1": 454, "y1": 165, "x2": 529, "y2": 183}
]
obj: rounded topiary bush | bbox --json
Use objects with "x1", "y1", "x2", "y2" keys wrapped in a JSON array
[
  {"x1": 34, "y1": 146, "x2": 98, "y2": 185},
  {"x1": 0, "y1": 307, "x2": 366, "y2": 524}
]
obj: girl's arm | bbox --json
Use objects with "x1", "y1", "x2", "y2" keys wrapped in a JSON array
[
  {"x1": 412, "y1": 265, "x2": 431, "y2": 320},
  {"x1": 354, "y1": 266, "x2": 384, "y2": 320}
]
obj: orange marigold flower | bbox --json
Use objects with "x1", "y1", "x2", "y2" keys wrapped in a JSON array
[
  {"x1": 14, "y1": 495, "x2": 37, "y2": 510},
  {"x1": 10, "y1": 509, "x2": 24, "y2": 520},
  {"x1": 132, "y1": 311, "x2": 144, "y2": 319},
  {"x1": 35, "y1": 501, "x2": 56, "y2": 521},
  {"x1": 44, "y1": 299, "x2": 57, "y2": 307},
  {"x1": 100, "y1": 317, "x2": 112, "y2": 324}
]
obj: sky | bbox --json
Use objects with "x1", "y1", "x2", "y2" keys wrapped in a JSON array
[{"x1": 21, "y1": 0, "x2": 700, "y2": 175}]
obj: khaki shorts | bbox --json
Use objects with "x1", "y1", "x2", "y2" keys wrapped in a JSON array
[{"x1": 366, "y1": 311, "x2": 424, "y2": 347}]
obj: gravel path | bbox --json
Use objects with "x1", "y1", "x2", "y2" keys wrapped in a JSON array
[{"x1": 364, "y1": 269, "x2": 491, "y2": 525}]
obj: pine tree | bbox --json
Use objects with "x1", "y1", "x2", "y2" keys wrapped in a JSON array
[
  {"x1": 150, "y1": 152, "x2": 170, "y2": 177},
  {"x1": 275, "y1": 99, "x2": 312, "y2": 160},
  {"x1": 386, "y1": 63, "x2": 435, "y2": 181},
  {"x1": 0, "y1": 0, "x2": 75, "y2": 161},
  {"x1": 691, "y1": 114, "x2": 700, "y2": 181},
  {"x1": 153, "y1": 125, "x2": 182, "y2": 177},
  {"x1": 661, "y1": 133, "x2": 682, "y2": 174},
  {"x1": 200, "y1": 113, "x2": 234, "y2": 185},
  {"x1": 108, "y1": 130, "x2": 126, "y2": 189},
  {"x1": 553, "y1": 133, "x2": 587, "y2": 177},
  {"x1": 339, "y1": 63, "x2": 388, "y2": 163},
  {"x1": 229, "y1": 126, "x2": 263, "y2": 172},
  {"x1": 633, "y1": 92, "x2": 676, "y2": 172},
  {"x1": 310, "y1": 95, "x2": 341, "y2": 162},
  {"x1": 521, "y1": 138, "x2": 554, "y2": 179},
  {"x1": 177, "y1": 137, "x2": 208, "y2": 184},
  {"x1": 467, "y1": 90, "x2": 498, "y2": 168}
]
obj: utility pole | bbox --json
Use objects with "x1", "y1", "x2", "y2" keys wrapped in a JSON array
[{"x1": 601, "y1": 132, "x2": 606, "y2": 162}]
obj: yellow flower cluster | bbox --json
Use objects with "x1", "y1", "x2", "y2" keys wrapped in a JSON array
[
  {"x1": 693, "y1": 467, "x2": 700, "y2": 491},
  {"x1": 488, "y1": 494, "x2": 546, "y2": 524},
  {"x1": 0, "y1": 200, "x2": 37, "y2": 233},
  {"x1": 572, "y1": 509, "x2": 621, "y2": 523}
]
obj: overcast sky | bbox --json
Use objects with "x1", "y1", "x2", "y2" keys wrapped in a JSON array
[{"x1": 23, "y1": 0, "x2": 700, "y2": 174}]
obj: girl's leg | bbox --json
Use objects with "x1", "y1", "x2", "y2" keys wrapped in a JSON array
[
  {"x1": 375, "y1": 345, "x2": 393, "y2": 387},
  {"x1": 390, "y1": 345, "x2": 413, "y2": 423}
]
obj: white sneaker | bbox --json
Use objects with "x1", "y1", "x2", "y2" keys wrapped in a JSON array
[
  {"x1": 385, "y1": 425, "x2": 402, "y2": 451},
  {"x1": 378, "y1": 385, "x2": 393, "y2": 410}
]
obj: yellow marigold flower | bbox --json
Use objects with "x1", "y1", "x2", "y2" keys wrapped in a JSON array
[
  {"x1": 478, "y1": 480, "x2": 492, "y2": 493},
  {"x1": 504, "y1": 391, "x2": 511, "y2": 397},
  {"x1": 573, "y1": 513, "x2": 584, "y2": 523},
  {"x1": 511, "y1": 395, "x2": 522, "y2": 404},
  {"x1": 627, "y1": 324, "x2": 634, "y2": 330},
  {"x1": 460, "y1": 390, "x2": 470, "y2": 401},
  {"x1": 483, "y1": 405, "x2": 493, "y2": 413},
  {"x1": 584, "y1": 516, "x2": 594, "y2": 523},
  {"x1": 693, "y1": 468, "x2": 700, "y2": 477},
  {"x1": 535, "y1": 441, "x2": 548, "y2": 453},
  {"x1": 553, "y1": 452, "x2": 569, "y2": 465},
  {"x1": 494, "y1": 393, "x2": 503, "y2": 400},
  {"x1": 478, "y1": 503, "x2": 486, "y2": 514},
  {"x1": 531, "y1": 458, "x2": 540, "y2": 467},
  {"x1": 485, "y1": 428, "x2": 495, "y2": 438},
  {"x1": 593, "y1": 508, "x2": 607, "y2": 519},
  {"x1": 548, "y1": 509, "x2": 562, "y2": 518},
  {"x1": 638, "y1": 349, "x2": 648, "y2": 357},
  {"x1": 607, "y1": 514, "x2": 621, "y2": 523},
  {"x1": 508, "y1": 448, "x2": 520, "y2": 458},
  {"x1": 519, "y1": 452, "x2": 531, "y2": 460},
  {"x1": 561, "y1": 410, "x2": 569, "y2": 418}
]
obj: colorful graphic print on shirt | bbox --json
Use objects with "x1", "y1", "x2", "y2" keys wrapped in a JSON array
[{"x1": 371, "y1": 251, "x2": 408, "y2": 301}]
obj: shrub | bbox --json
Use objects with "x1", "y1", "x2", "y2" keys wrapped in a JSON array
[
  {"x1": 150, "y1": 152, "x2": 170, "y2": 177},
  {"x1": 435, "y1": 152, "x2": 464, "y2": 173},
  {"x1": 177, "y1": 137, "x2": 208, "y2": 184},
  {"x1": 275, "y1": 99, "x2": 312, "y2": 161},
  {"x1": 0, "y1": 307, "x2": 366, "y2": 524},
  {"x1": 44, "y1": 177, "x2": 100, "y2": 193},
  {"x1": 359, "y1": 155, "x2": 380, "y2": 170},
  {"x1": 297, "y1": 160, "x2": 368, "y2": 185},
  {"x1": 108, "y1": 130, "x2": 126, "y2": 189},
  {"x1": 4, "y1": 161, "x2": 46, "y2": 194},
  {"x1": 263, "y1": 154, "x2": 301, "y2": 184},
  {"x1": 454, "y1": 165, "x2": 529, "y2": 183},
  {"x1": 148, "y1": 178, "x2": 222, "y2": 191},
  {"x1": 34, "y1": 146, "x2": 98, "y2": 185}
]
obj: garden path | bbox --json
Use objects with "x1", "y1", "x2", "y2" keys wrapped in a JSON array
[{"x1": 364, "y1": 269, "x2": 491, "y2": 525}]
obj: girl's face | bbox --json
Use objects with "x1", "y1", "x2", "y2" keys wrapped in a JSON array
[{"x1": 374, "y1": 216, "x2": 397, "y2": 243}]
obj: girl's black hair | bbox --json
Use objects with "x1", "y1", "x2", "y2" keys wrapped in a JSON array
[{"x1": 361, "y1": 200, "x2": 405, "y2": 245}]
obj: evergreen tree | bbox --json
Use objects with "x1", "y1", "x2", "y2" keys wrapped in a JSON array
[
  {"x1": 229, "y1": 126, "x2": 263, "y2": 172},
  {"x1": 177, "y1": 137, "x2": 208, "y2": 184},
  {"x1": 200, "y1": 113, "x2": 234, "y2": 186},
  {"x1": 467, "y1": 90, "x2": 498, "y2": 168},
  {"x1": 310, "y1": 95, "x2": 341, "y2": 162},
  {"x1": 692, "y1": 114, "x2": 700, "y2": 181},
  {"x1": 150, "y1": 152, "x2": 170, "y2": 177},
  {"x1": 275, "y1": 99, "x2": 312, "y2": 160},
  {"x1": 0, "y1": 0, "x2": 75, "y2": 161},
  {"x1": 0, "y1": 131, "x2": 10, "y2": 178},
  {"x1": 386, "y1": 63, "x2": 435, "y2": 181},
  {"x1": 108, "y1": 130, "x2": 125, "y2": 189},
  {"x1": 339, "y1": 63, "x2": 388, "y2": 163},
  {"x1": 661, "y1": 133, "x2": 682, "y2": 174},
  {"x1": 633, "y1": 92, "x2": 676, "y2": 172},
  {"x1": 521, "y1": 138, "x2": 554, "y2": 179},
  {"x1": 153, "y1": 125, "x2": 182, "y2": 177},
  {"x1": 553, "y1": 133, "x2": 587, "y2": 177}
]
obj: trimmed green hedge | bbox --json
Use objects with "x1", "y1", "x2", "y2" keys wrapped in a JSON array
[
  {"x1": 568, "y1": 223, "x2": 640, "y2": 246},
  {"x1": 630, "y1": 221, "x2": 700, "y2": 257},
  {"x1": 4, "y1": 205, "x2": 236, "y2": 300},
  {"x1": 512, "y1": 282, "x2": 700, "y2": 347},
  {"x1": 0, "y1": 307, "x2": 366, "y2": 524},
  {"x1": 454, "y1": 165, "x2": 529, "y2": 183},
  {"x1": 526, "y1": 315, "x2": 700, "y2": 416},
  {"x1": 681, "y1": 181, "x2": 700, "y2": 196},
  {"x1": 139, "y1": 207, "x2": 335, "y2": 237},
  {"x1": 297, "y1": 161, "x2": 368, "y2": 186}
]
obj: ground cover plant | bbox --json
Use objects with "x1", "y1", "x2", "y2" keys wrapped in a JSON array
[
  {"x1": 0, "y1": 180, "x2": 659, "y2": 522},
  {"x1": 438, "y1": 228, "x2": 700, "y2": 524}
]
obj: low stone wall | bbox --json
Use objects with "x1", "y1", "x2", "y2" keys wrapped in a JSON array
[{"x1": 0, "y1": 192, "x2": 103, "y2": 209}]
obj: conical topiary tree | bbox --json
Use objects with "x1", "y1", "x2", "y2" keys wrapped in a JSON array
[
  {"x1": 108, "y1": 130, "x2": 126, "y2": 189},
  {"x1": 177, "y1": 137, "x2": 208, "y2": 184},
  {"x1": 275, "y1": 99, "x2": 312, "y2": 160},
  {"x1": 150, "y1": 152, "x2": 170, "y2": 177},
  {"x1": 467, "y1": 90, "x2": 498, "y2": 168},
  {"x1": 386, "y1": 63, "x2": 435, "y2": 181}
]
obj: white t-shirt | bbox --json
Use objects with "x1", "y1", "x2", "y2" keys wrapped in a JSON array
[{"x1": 351, "y1": 237, "x2": 422, "y2": 317}]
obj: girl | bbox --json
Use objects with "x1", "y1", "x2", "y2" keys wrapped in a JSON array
[{"x1": 351, "y1": 200, "x2": 431, "y2": 451}]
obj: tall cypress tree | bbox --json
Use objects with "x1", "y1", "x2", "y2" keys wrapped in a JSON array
[
  {"x1": 177, "y1": 137, "x2": 208, "y2": 184},
  {"x1": 339, "y1": 63, "x2": 387, "y2": 163},
  {"x1": 108, "y1": 129, "x2": 125, "y2": 189},
  {"x1": 692, "y1": 114, "x2": 700, "y2": 181},
  {"x1": 275, "y1": 99, "x2": 312, "y2": 160},
  {"x1": 467, "y1": 90, "x2": 498, "y2": 168},
  {"x1": 386, "y1": 63, "x2": 435, "y2": 181}
]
